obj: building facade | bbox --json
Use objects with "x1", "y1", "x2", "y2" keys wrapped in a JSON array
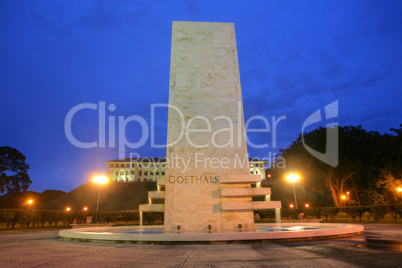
[{"x1": 106, "y1": 158, "x2": 268, "y2": 182}]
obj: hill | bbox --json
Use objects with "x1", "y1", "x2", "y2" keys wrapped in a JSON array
[
  {"x1": 39, "y1": 181, "x2": 156, "y2": 211},
  {"x1": 0, "y1": 190, "x2": 66, "y2": 209}
]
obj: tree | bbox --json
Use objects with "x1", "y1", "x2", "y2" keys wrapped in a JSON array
[
  {"x1": 376, "y1": 125, "x2": 402, "y2": 203},
  {"x1": 387, "y1": 124, "x2": 402, "y2": 167},
  {"x1": 360, "y1": 189, "x2": 385, "y2": 205},
  {"x1": 278, "y1": 125, "x2": 385, "y2": 207},
  {"x1": 0, "y1": 146, "x2": 31, "y2": 194},
  {"x1": 376, "y1": 171, "x2": 402, "y2": 204}
]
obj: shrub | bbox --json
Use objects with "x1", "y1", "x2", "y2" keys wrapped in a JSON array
[
  {"x1": 75, "y1": 211, "x2": 88, "y2": 224},
  {"x1": 311, "y1": 207, "x2": 322, "y2": 219},
  {"x1": 281, "y1": 208, "x2": 297, "y2": 220},
  {"x1": 355, "y1": 206, "x2": 367, "y2": 222},
  {"x1": 10, "y1": 209, "x2": 24, "y2": 229},
  {"x1": 18, "y1": 210, "x2": 34, "y2": 228},
  {"x1": 104, "y1": 212, "x2": 118, "y2": 223},
  {"x1": 258, "y1": 210, "x2": 275, "y2": 221},
  {"x1": 342, "y1": 206, "x2": 366, "y2": 223},
  {"x1": 321, "y1": 207, "x2": 339, "y2": 222},
  {"x1": 45, "y1": 211, "x2": 61, "y2": 226},
  {"x1": 120, "y1": 212, "x2": 139, "y2": 223},
  {"x1": 143, "y1": 212, "x2": 163, "y2": 225},
  {"x1": 63, "y1": 211, "x2": 78, "y2": 226},
  {"x1": 386, "y1": 205, "x2": 402, "y2": 222},
  {"x1": 397, "y1": 205, "x2": 402, "y2": 219},
  {"x1": 299, "y1": 208, "x2": 315, "y2": 219},
  {"x1": 0, "y1": 209, "x2": 15, "y2": 228},
  {"x1": 368, "y1": 205, "x2": 387, "y2": 223}
]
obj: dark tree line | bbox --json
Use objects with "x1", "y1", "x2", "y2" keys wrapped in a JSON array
[{"x1": 271, "y1": 124, "x2": 402, "y2": 207}]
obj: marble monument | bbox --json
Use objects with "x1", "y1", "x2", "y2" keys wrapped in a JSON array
[{"x1": 163, "y1": 21, "x2": 281, "y2": 231}]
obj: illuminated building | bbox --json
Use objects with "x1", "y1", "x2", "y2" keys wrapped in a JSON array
[{"x1": 106, "y1": 157, "x2": 268, "y2": 182}]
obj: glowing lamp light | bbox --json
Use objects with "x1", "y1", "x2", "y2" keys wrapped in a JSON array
[
  {"x1": 305, "y1": 204, "x2": 309, "y2": 208},
  {"x1": 286, "y1": 174, "x2": 300, "y2": 182},
  {"x1": 66, "y1": 207, "x2": 71, "y2": 211},
  {"x1": 341, "y1": 195, "x2": 346, "y2": 200},
  {"x1": 92, "y1": 175, "x2": 108, "y2": 223},
  {"x1": 289, "y1": 204, "x2": 294, "y2": 208},
  {"x1": 93, "y1": 176, "x2": 108, "y2": 184},
  {"x1": 83, "y1": 207, "x2": 88, "y2": 211},
  {"x1": 397, "y1": 187, "x2": 402, "y2": 192},
  {"x1": 27, "y1": 200, "x2": 33, "y2": 204}
]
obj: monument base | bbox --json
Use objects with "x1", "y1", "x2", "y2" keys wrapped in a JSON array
[{"x1": 59, "y1": 223, "x2": 364, "y2": 244}]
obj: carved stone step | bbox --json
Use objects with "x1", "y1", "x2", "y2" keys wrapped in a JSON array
[
  {"x1": 221, "y1": 201, "x2": 281, "y2": 211},
  {"x1": 139, "y1": 204, "x2": 165, "y2": 212},
  {"x1": 148, "y1": 191, "x2": 165, "y2": 199},
  {"x1": 219, "y1": 175, "x2": 261, "y2": 184},
  {"x1": 221, "y1": 188, "x2": 271, "y2": 197}
]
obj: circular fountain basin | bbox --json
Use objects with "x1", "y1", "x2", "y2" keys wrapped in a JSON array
[{"x1": 59, "y1": 223, "x2": 364, "y2": 244}]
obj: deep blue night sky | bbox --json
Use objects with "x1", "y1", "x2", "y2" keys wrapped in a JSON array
[{"x1": 1, "y1": 1, "x2": 401, "y2": 192}]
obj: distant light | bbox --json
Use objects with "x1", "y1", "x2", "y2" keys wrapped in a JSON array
[
  {"x1": 286, "y1": 174, "x2": 300, "y2": 182},
  {"x1": 83, "y1": 207, "x2": 88, "y2": 211},
  {"x1": 268, "y1": 174, "x2": 271, "y2": 178},
  {"x1": 27, "y1": 200, "x2": 33, "y2": 204},
  {"x1": 397, "y1": 187, "x2": 402, "y2": 192},
  {"x1": 289, "y1": 204, "x2": 294, "y2": 208},
  {"x1": 305, "y1": 204, "x2": 309, "y2": 208},
  {"x1": 93, "y1": 176, "x2": 108, "y2": 184},
  {"x1": 341, "y1": 195, "x2": 346, "y2": 200},
  {"x1": 66, "y1": 207, "x2": 71, "y2": 211}
]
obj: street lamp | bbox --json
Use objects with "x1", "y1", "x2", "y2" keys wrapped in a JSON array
[
  {"x1": 27, "y1": 199, "x2": 33, "y2": 209},
  {"x1": 66, "y1": 207, "x2": 71, "y2": 211},
  {"x1": 93, "y1": 175, "x2": 108, "y2": 223},
  {"x1": 83, "y1": 207, "x2": 88, "y2": 211},
  {"x1": 341, "y1": 195, "x2": 346, "y2": 206},
  {"x1": 289, "y1": 204, "x2": 294, "y2": 208},
  {"x1": 305, "y1": 204, "x2": 309, "y2": 208},
  {"x1": 286, "y1": 174, "x2": 300, "y2": 209}
]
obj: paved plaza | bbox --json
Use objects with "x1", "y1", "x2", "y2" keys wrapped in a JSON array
[{"x1": 0, "y1": 224, "x2": 401, "y2": 267}]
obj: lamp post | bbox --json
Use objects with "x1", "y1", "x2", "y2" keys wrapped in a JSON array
[
  {"x1": 93, "y1": 176, "x2": 108, "y2": 223},
  {"x1": 286, "y1": 174, "x2": 300, "y2": 210},
  {"x1": 397, "y1": 187, "x2": 402, "y2": 202},
  {"x1": 346, "y1": 191, "x2": 351, "y2": 206}
]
